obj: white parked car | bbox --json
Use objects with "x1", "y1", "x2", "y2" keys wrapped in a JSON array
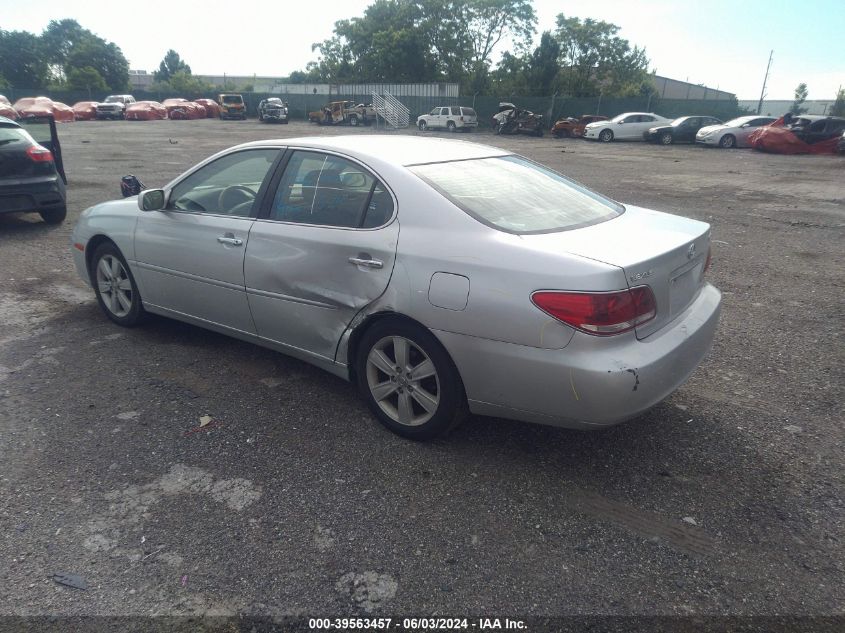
[
  {"x1": 96, "y1": 95, "x2": 136, "y2": 120},
  {"x1": 583, "y1": 112, "x2": 671, "y2": 142},
  {"x1": 417, "y1": 106, "x2": 478, "y2": 132},
  {"x1": 695, "y1": 115, "x2": 777, "y2": 148}
]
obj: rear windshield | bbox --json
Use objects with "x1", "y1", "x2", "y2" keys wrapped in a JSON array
[
  {"x1": 410, "y1": 155, "x2": 623, "y2": 234},
  {"x1": 0, "y1": 126, "x2": 32, "y2": 146},
  {"x1": 461, "y1": 107, "x2": 477, "y2": 116}
]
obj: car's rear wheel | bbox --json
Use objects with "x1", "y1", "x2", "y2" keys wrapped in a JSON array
[
  {"x1": 599, "y1": 129, "x2": 614, "y2": 142},
  {"x1": 39, "y1": 205, "x2": 66, "y2": 225},
  {"x1": 91, "y1": 242, "x2": 145, "y2": 327},
  {"x1": 447, "y1": 121, "x2": 457, "y2": 132},
  {"x1": 356, "y1": 319, "x2": 466, "y2": 440},
  {"x1": 660, "y1": 131, "x2": 674, "y2": 145},
  {"x1": 719, "y1": 134, "x2": 736, "y2": 148}
]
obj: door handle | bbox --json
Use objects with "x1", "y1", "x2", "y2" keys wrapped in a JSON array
[
  {"x1": 217, "y1": 236, "x2": 243, "y2": 246},
  {"x1": 348, "y1": 256, "x2": 384, "y2": 269}
]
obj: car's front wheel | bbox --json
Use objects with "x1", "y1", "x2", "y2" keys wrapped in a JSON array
[
  {"x1": 660, "y1": 131, "x2": 674, "y2": 145},
  {"x1": 356, "y1": 319, "x2": 466, "y2": 440},
  {"x1": 719, "y1": 134, "x2": 736, "y2": 148},
  {"x1": 599, "y1": 129, "x2": 614, "y2": 142},
  {"x1": 349, "y1": 114, "x2": 359, "y2": 127},
  {"x1": 91, "y1": 242, "x2": 145, "y2": 327},
  {"x1": 418, "y1": 120, "x2": 427, "y2": 131}
]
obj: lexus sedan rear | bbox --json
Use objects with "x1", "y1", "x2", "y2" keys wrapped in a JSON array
[{"x1": 71, "y1": 136, "x2": 720, "y2": 440}]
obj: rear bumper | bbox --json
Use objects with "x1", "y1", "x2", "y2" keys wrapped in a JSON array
[
  {"x1": 434, "y1": 283, "x2": 721, "y2": 429},
  {"x1": 0, "y1": 177, "x2": 66, "y2": 214}
]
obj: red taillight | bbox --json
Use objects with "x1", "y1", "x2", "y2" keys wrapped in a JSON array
[
  {"x1": 532, "y1": 287, "x2": 657, "y2": 336},
  {"x1": 26, "y1": 145, "x2": 54, "y2": 163}
]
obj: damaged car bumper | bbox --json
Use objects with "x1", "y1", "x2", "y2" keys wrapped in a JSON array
[{"x1": 434, "y1": 283, "x2": 721, "y2": 429}]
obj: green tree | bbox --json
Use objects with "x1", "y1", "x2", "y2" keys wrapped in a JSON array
[
  {"x1": 66, "y1": 66, "x2": 108, "y2": 94},
  {"x1": 0, "y1": 30, "x2": 50, "y2": 87},
  {"x1": 164, "y1": 70, "x2": 212, "y2": 95},
  {"x1": 66, "y1": 38, "x2": 129, "y2": 91},
  {"x1": 554, "y1": 15, "x2": 650, "y2": 97},
  {"x1": 790, "y1": 82, "x2": 808, "y2": 114},
  {"x1": 525, "y1": 31, "x2": 561, "y2": 96},
  {"x1": 154, "y1": 50, "x2": 192, "y2": 83},
  {"x1": 830, "y1": 88, "x2": 845, "y2": 117}
]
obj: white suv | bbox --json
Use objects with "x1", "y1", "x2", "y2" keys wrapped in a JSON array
[
  {"x1": 96, "y1": 95, "x2": 136, "y2": 120},
  {"x1": 417, "y1": 106, "x2": 478, "y2": 132}
]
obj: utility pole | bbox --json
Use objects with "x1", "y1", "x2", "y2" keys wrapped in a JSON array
[{"x1": 756, "y1": 50, "x2": 773, "y2": 115}]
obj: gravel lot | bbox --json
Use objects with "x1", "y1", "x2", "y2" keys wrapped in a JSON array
[{"x1": 1, "y1": 119, "x2": 843, "y2": 629}]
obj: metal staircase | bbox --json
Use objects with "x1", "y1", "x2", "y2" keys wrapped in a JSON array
[{"x1": 372, "y1": 91, "x2": 410, "y2": 129}]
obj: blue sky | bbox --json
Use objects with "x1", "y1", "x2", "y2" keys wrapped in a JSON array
[{"x1": 1, "y1": 0, "x2": 842, "y2": 99}]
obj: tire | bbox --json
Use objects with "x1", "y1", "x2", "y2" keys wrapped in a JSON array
[
  {"x1": 599, "y1": 129, "x2": 614, "y2": 142},
  {"x1": 660, "y1": 132, "x2": 674, "y2": 145},
  {"x1": 418, "y1": 120, "x2": 427, "y2": 131},
  {"x1": 259, "y1": 113, "x2": 265, "y2": 122},
  {"x1": 719, "y1": 134, "x2": 736, "y2": 149},
  {"x1": 90, "y1": 242, "x2": 145, "y2": 327},
  {"x1": 39, "y1": 205, "x2": 66, "y2": 225},
  {"x1": 356, "y1": 318, "x2": 466, "y2": 440},
  {"x1": 535, "y1": 127, "x2": 543, "y2": 137},
  {"x1": 349, "y1": 114, "x2": 359, "y2": 127},
  {"x1": 447, "y1": 121, "x2": 456, "y2": 133}
]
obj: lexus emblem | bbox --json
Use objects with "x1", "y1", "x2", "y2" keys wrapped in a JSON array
[{"x1": 687, "y1": 243, "x2": 696, "y2": 259}]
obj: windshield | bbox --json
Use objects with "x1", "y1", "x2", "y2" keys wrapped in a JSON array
[
  {"x1": 410, "y1": 155, "x2": 623, "y2": 235},
  {"x1": 104, "y1": 96, "x2": 122, "y2": 103},
  {"x1": 671, "y1": 117, "x2": 690, "y2": 126},
  {"x1": 0, "y1": 126, "x2": 33, "y2": 147},
  {"x1": 724, "y1": 117, "x2": 753, "y2": 127},
  {"x1": 222, "y1": 95, "x2": 242, "y2": 104}
]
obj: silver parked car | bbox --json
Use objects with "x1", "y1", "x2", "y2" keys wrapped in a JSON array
[
  {"x1": 71, "y1": 136, "x2": 720, "y2": 439},
  {"x1": 696, "y1": 115, "x2": 777, "y2": 148}
]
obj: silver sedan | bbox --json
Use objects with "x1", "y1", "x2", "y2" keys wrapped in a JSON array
[{"x1": 71, "y1": 136, "x2": 721, "y2": 439}]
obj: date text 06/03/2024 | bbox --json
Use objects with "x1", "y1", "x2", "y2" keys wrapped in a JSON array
[{"x1": 308, "y1": 618, "x2": 527, "y2": 630}]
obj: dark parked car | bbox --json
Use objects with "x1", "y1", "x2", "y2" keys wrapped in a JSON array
[
  {"x1": 837, "y1": 131, "x2": 845, "y2": 155},
  {"x1": 645, "y1": 116, "x2": 723, "y2": 145},
  {"x1": 0, "y1": 115, "x2": 67, "y2": 224},
  {"x1": 258, "y1": 98, "x2": 289, "y2": 124},
  {"x1": 784, "y1": 115, "x2": 845, "y2": 144}
]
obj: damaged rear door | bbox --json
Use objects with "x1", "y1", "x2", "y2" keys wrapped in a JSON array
[{"x1": 244, "y1": 149, "x2": 398, "y2": 361}]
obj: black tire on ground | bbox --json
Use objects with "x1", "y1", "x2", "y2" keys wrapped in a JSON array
[
  {"x1": 90, "y1": 242, "x2": 146, "y2": 327},
  {"x1": 535, "y1": 127, "x2": 543, "y2": 137},
  {"x1": 660, "y1": 132, "x2": 674, "y2": 145},
  {"x1": 355, "y1": 318, "x2": 467, "y2": 440},
  {"x1": 599, "y1": 129, "x2": 614, "y2": 142},
  {"x1": 447, "y1": 121, "x2": 456, "y2": 132},
  {"x1": 282, "y1": 119, "x2": 288, "y2": 124},
  {"x1": 418, "y1": 120, "x2": 427, "y2": 131},
  {"x1": 719, "y1": 134, "x2": 736, "y2": 148},
  {"x1": 349, "y1": 114, "x2": 359, "y2": 127},
  {"x1": 259, "y1": 113, "x2": 264, "y2": 122},
  {"x1": 39, "y1": 205, "x2": 67, "y2": 225}
]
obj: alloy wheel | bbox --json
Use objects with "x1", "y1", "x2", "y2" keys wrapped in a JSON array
[
  {"x1": 96, "y1": 254, "x2": 134, "y2": 318},
  {"x1": 366, "y1": 335, "x2": 440, "y2": 427}
]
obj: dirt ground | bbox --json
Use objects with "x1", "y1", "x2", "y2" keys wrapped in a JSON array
[{"x1": 1, "y1": 118, "x2": 843, "y2": 630}]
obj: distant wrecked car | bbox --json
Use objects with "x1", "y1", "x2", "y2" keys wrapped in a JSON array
[
  {"x1": 309, "y1": 101, "x2": 376, "y2": 126},
  {"x1": 125, "y1": 101, "x2": 168, "y2": 121},
  {"x1": 749, "y1": 114, "x2": 845, "y2": 155},
  {"x1": 695, "y1": 115, "x2": 777, "y2": 149},
  {"x1": 14, "y1": 97, "x2": 75, "y2": 123},
  {"x1": 491, "y1": 103, "x2": 544, "y2": 136},
  {"x1": 218, "y1": 93, "x2": 246, "y2": 120},
  {"x1": 193, "y1": 99, "x2": 220, "y2": 118},
  {"x1": 552, "y1": 115, "x2": 607, "y2": 138},
  {"x1": 258, "y1": 98, "x2": 289, "y2": 123},
  {"x1": 72, "y1": 101, "x2": 99, "y2": 121}
]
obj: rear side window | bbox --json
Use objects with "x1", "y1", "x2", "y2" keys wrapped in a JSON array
[
  {"x1": 0, "y1": 126, "x2": 32, "y2": 146},
  {"x1": 461, "y1": 108, "x2": 477, "y2": 117},
  {"x1": 450, "y1": 107, "x2": 460, "y2": 116},
  {"x1": 411, "y1": 155, "x2": 622, "y2": 234},
  {"x1": 271, "y1": 151, "x2": 393, "y2": 228}
]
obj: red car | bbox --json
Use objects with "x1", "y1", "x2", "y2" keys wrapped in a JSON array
[{"x1": 552, "y1": 115, "x2": 608, "y2": 138}]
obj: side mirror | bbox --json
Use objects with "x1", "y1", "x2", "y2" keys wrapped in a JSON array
[
  {"x1": 138, "y1": 189, "x2": 166, "y2": 211},
  {"x1": 740, "y1": 123, "x2": 750, "y2": 128}
]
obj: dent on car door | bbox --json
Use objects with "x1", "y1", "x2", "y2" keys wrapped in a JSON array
[
  {"x1": 133, "y1": 148, "x2": 281, "y2": 333},
  {"x1": 244, "y1": 149, "x2": 399, "y2": 361}
]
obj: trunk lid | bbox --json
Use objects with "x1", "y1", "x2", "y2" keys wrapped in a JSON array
[{"x1": 521, "y1": 205, "x2": 711, "y2": 339}]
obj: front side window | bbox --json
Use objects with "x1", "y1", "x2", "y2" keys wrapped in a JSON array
[
  {"x1": 440, "y1": 108, "x2": 450, "y2": 116},
  {"x1": 168, "y1": 149, "x2": 279, "y2": 217},
  {"x1": 270, "y1": 151, "x2": 393, "y2": 228},
  {"x1": 411, "y1": 155, "x2": 622, "y2": 235}
]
